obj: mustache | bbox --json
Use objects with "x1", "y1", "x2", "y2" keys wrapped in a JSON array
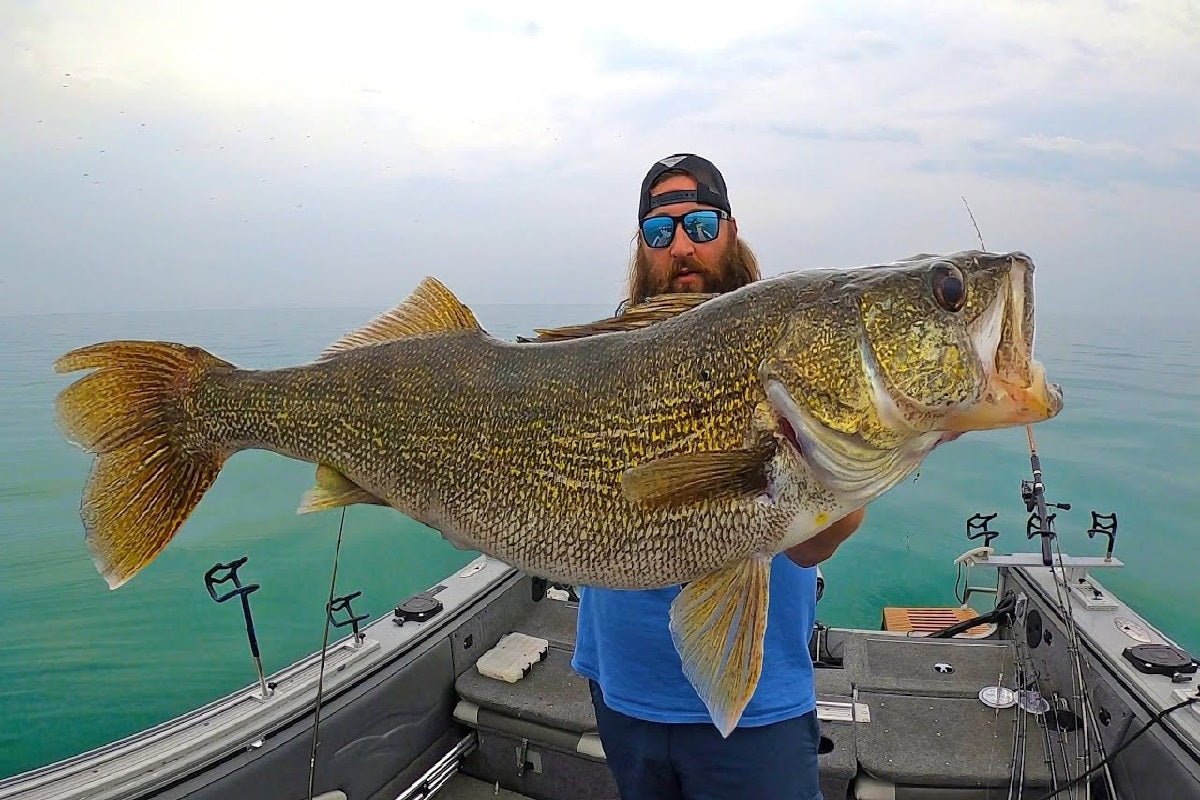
[
  {"x1": 647, "y1": 258, "x2": 711, "y2": 295},
  {"x1": 668, "y1": 256, "x2": 711, "y2": 283},
  {"x1": 671, "y1": 256, "x2": 704, "y2": 273}
]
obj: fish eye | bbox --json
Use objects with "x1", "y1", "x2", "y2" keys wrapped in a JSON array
[{"x1": 931, "y1": 262, "x2": 966, "y2": 312}]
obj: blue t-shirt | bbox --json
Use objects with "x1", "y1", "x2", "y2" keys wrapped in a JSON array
[{"x1": 572, "y1": 553, "x2": 817, "y2": 727}]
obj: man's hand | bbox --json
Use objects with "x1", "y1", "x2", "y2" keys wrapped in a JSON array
[{"x1": 785, "y1": 508, "x2": 866, "y2": 568}]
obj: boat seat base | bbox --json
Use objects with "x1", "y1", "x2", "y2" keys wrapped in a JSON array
[
  {"x1": 454, "y1": 599, "x2": 619, "y2": 800},
  {"x1": 434, "y1": 771, "x2": 537, "y2": 799},
  {"x1": 452, "y1": 597, "x2": 864, "y2": 800}
]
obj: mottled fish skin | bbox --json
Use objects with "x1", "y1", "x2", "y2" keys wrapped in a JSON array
[
  {"x1": 191, "y1": 277, "x2": 824, "y2": 589},
  {"x1": 53, "y1": 250, "x2": 1063, "y2": 738},
  {"x1": 54, "y1": 249, "x2": 1060, "y2": 593}
]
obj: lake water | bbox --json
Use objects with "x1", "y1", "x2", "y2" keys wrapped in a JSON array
[{"x1": 0, "y1": 302, "x2": 1196, "y2": 779}]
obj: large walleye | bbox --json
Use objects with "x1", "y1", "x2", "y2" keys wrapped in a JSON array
[{"x1": 54, "y1": 250, "x2": 1062, "y2": 736}]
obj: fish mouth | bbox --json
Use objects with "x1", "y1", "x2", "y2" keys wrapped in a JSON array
[
  {"x1": 943, "y1": 360, "x2": 1063, "y2": 432},
  {"x1": 942, "y1": 254, "x2": 1064, "y2": 432}
]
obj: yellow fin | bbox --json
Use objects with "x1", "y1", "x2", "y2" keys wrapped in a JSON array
[
  {"x1": 620, "y1": 446, "x2": 773, "y2": 509},
  {"x1": 319, "y1": 276, "x2": 481, "y2": 360},
  {"x1": 522, "y1": 293, "x2": 718, "y2": 342},
  {"x1": 669, "y1": 554, "x2": 772, "y2": 737},
  {"x1": 53, "y1": 340, "x2": 234, "y2": 589},
  {"x1": 298, "y1": 464, "x2": 388, "y2": 513}
]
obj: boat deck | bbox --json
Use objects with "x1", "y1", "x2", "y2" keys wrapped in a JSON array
[
  {"x1": 4, "y1": 554, "x2": 1194, "y2": 800},
  {"x1": 447, "y1": 590, "x2": 1082, "y2": 799},
  {"x1": 439, "y1": 773, "x2": 534, "y2": 799}
]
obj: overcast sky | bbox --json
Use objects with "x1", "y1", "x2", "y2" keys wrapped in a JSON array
[{"x1": 2, "y1": 1, "x2": 1198, "y2": 318}]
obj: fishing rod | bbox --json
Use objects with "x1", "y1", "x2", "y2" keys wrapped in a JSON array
[
  {"x1": 959, "y1": 198, "x2": 1099, "y2": 796},
  {"x1": 1021, "y1": 424, "x2": 1106, "y2": 797},
  {"x1": 307, "y1": 507, "x2": 349, "y2": 800},
  {"x1": 958, "y1": 197, "x2": 1069, "y2": 569},
  {"x1": 1021, "y1": 426, "x2": 1070, "y2": 567}
]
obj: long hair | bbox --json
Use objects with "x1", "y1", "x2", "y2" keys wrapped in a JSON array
[{"x1": 624, "y1": 231, "x2": 761, "y2": 308}]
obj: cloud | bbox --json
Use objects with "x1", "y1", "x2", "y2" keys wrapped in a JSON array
[
  {"x1": 918, "y1": 139, "x2": 1200, "y2": 191},
  {"x1": 769, "y1": 125, "x2": 921, "y2": 145},
  {"x1": 1, "y1": 0, "x2": 1198, "y2": 317}
]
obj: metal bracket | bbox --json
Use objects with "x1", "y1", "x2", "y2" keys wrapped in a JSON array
[
  {"x1": 817, "y1": 700, "x2": 871, "y2": 723},
  {"x1": 1172, "y1": 689, "x2": 1200, "y2": 721},
  {"x1": 1048, "y1": 566, "x2": 1118, "y2": 611}
]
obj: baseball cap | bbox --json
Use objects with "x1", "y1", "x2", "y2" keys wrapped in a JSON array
[{"x1": 638, "y1": 153, "x2": 732, "y2": 220}]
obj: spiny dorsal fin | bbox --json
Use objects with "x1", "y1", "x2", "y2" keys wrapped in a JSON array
[
  {"x1": 523, "y1": 292, "x2": 718, "y2": 343},
  {"x1": 319, "y1": 276, "x2": 482, "y2": 360}
]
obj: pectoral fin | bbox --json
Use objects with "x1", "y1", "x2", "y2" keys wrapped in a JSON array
[
  {"x1": 669, "y1": 555, "x2": 772, "y2": 738},
  {"x1": 298, "y1": 465, "x2": 388, "y2": 514},
  {"x1": 620, "y1": 446, "x2": 774, "y2": 509}
]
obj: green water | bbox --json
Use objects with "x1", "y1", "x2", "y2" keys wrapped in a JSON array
[{"x1": 0, "y1": 304, "x2": 1196, "y2": 780}]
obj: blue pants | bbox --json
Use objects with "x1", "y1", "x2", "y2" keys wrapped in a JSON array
[{"x1": 589, "y1": 680, "x2": 824, "y2": 800}]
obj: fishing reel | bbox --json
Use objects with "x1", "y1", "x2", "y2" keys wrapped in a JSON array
[
  {"x1": 1020, "y1": 479, "x2": 1071, "y2": 515},
  {"x1": 1020, "y1": 475, "x2": 1072, "y2": 566}
]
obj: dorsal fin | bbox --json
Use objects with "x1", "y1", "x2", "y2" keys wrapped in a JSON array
[
  {"x1": 522, "y1": 292, "x2": 718, "y2": 343},
  {"x1": 319, "y1": 276, "x2": 482, "y2": 360}
]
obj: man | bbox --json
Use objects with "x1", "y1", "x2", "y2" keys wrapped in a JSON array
[{"x1": 571, "y1": 153, "x2": 866, "y2": 800}]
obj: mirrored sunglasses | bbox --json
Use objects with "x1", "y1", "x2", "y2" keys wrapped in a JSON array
[{"x1": 640, "y1": 209, "x2": 728, "y2": 249}]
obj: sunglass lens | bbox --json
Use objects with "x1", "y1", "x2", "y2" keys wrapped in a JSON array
[
  {"x1": 641, "y1": 216, "x2": 675, "y2": 248},
  {"x1": 683, "y1": 210, "x2": 720, "y2": 243}
]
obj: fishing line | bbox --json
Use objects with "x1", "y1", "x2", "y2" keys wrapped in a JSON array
[
  {"x1": 306, "y1": 507, "x2": 348, "y2": 800},
  {"x1": 1041, "y1": 463, "x2": 1118, "y2": 798},
  {"x1": 1029, "y1": 422, "x2": 1117, "y2": 798},
  {"x1": 962, "y1": 196, "x2": 988, "y2": 250},
  {"x1": 1029, "y1": 693, "x2": 1199, "y2": 800},
  {"x1": 1049, "y1": 528, "x2": 1107, "y2": 800},
  {"x1": 960, "y1": 198, "x2": 1090, "y2": 797},
  {"x1": 1026, "y1": 424, "x2": 1090, "y2": 799},
  {"x1": 1020, "y1": 639, "x2": 1062, "y2": 796}
]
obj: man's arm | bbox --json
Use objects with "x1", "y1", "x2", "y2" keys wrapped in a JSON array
[{"x1": 784, "y1": 507, "x2": 866, "y2": 568}]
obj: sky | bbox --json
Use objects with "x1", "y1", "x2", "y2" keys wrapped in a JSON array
[{"x1": 2, "y1": 0, "x2": 1198, "y2": 318}]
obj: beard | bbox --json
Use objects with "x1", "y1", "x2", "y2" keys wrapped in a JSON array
[
  {"x1": 627, "y1": 232, "x2": 761, "y2": 307},
  {"x1": 648, "y1": 245, "x2": 745, "y2": 297}
]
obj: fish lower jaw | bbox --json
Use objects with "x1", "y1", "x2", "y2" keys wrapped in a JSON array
[{"x1": 943, "y1": 360, "x2": 1063, "y2": 432}]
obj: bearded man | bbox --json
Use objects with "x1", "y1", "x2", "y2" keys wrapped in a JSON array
[{"x1": 571, "y1": 153, "x2": 865, "y2": 800}]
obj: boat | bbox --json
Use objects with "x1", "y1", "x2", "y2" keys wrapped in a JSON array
[{"x1": 1, "y1": 447, "x2": 1197, "y2": 800}]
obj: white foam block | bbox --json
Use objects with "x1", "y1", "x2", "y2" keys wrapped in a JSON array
[{"x1": 475, "y1": 632, "x2": 549, "y2": 683}]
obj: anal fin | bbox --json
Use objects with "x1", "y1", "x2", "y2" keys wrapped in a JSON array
[
  {"x1": 669, "y1": 555, "x2": 772, "y2": 737},
  {"x1": 298, "y1": 464, "x2": 388, "y2": 513}
]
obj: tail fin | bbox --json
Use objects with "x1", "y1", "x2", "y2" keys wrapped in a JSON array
[{"x1": 54, "y1": 341, "x2": 235, "y2": 589}]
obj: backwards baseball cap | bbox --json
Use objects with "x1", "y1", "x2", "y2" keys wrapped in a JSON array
[{"x1": 638, "y1": 153, "x2": 731, "y2": 220}]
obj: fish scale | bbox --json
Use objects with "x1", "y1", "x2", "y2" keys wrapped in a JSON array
[{"x1": 52, "y1": 250, "x2": 1063, "y2": 737}]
